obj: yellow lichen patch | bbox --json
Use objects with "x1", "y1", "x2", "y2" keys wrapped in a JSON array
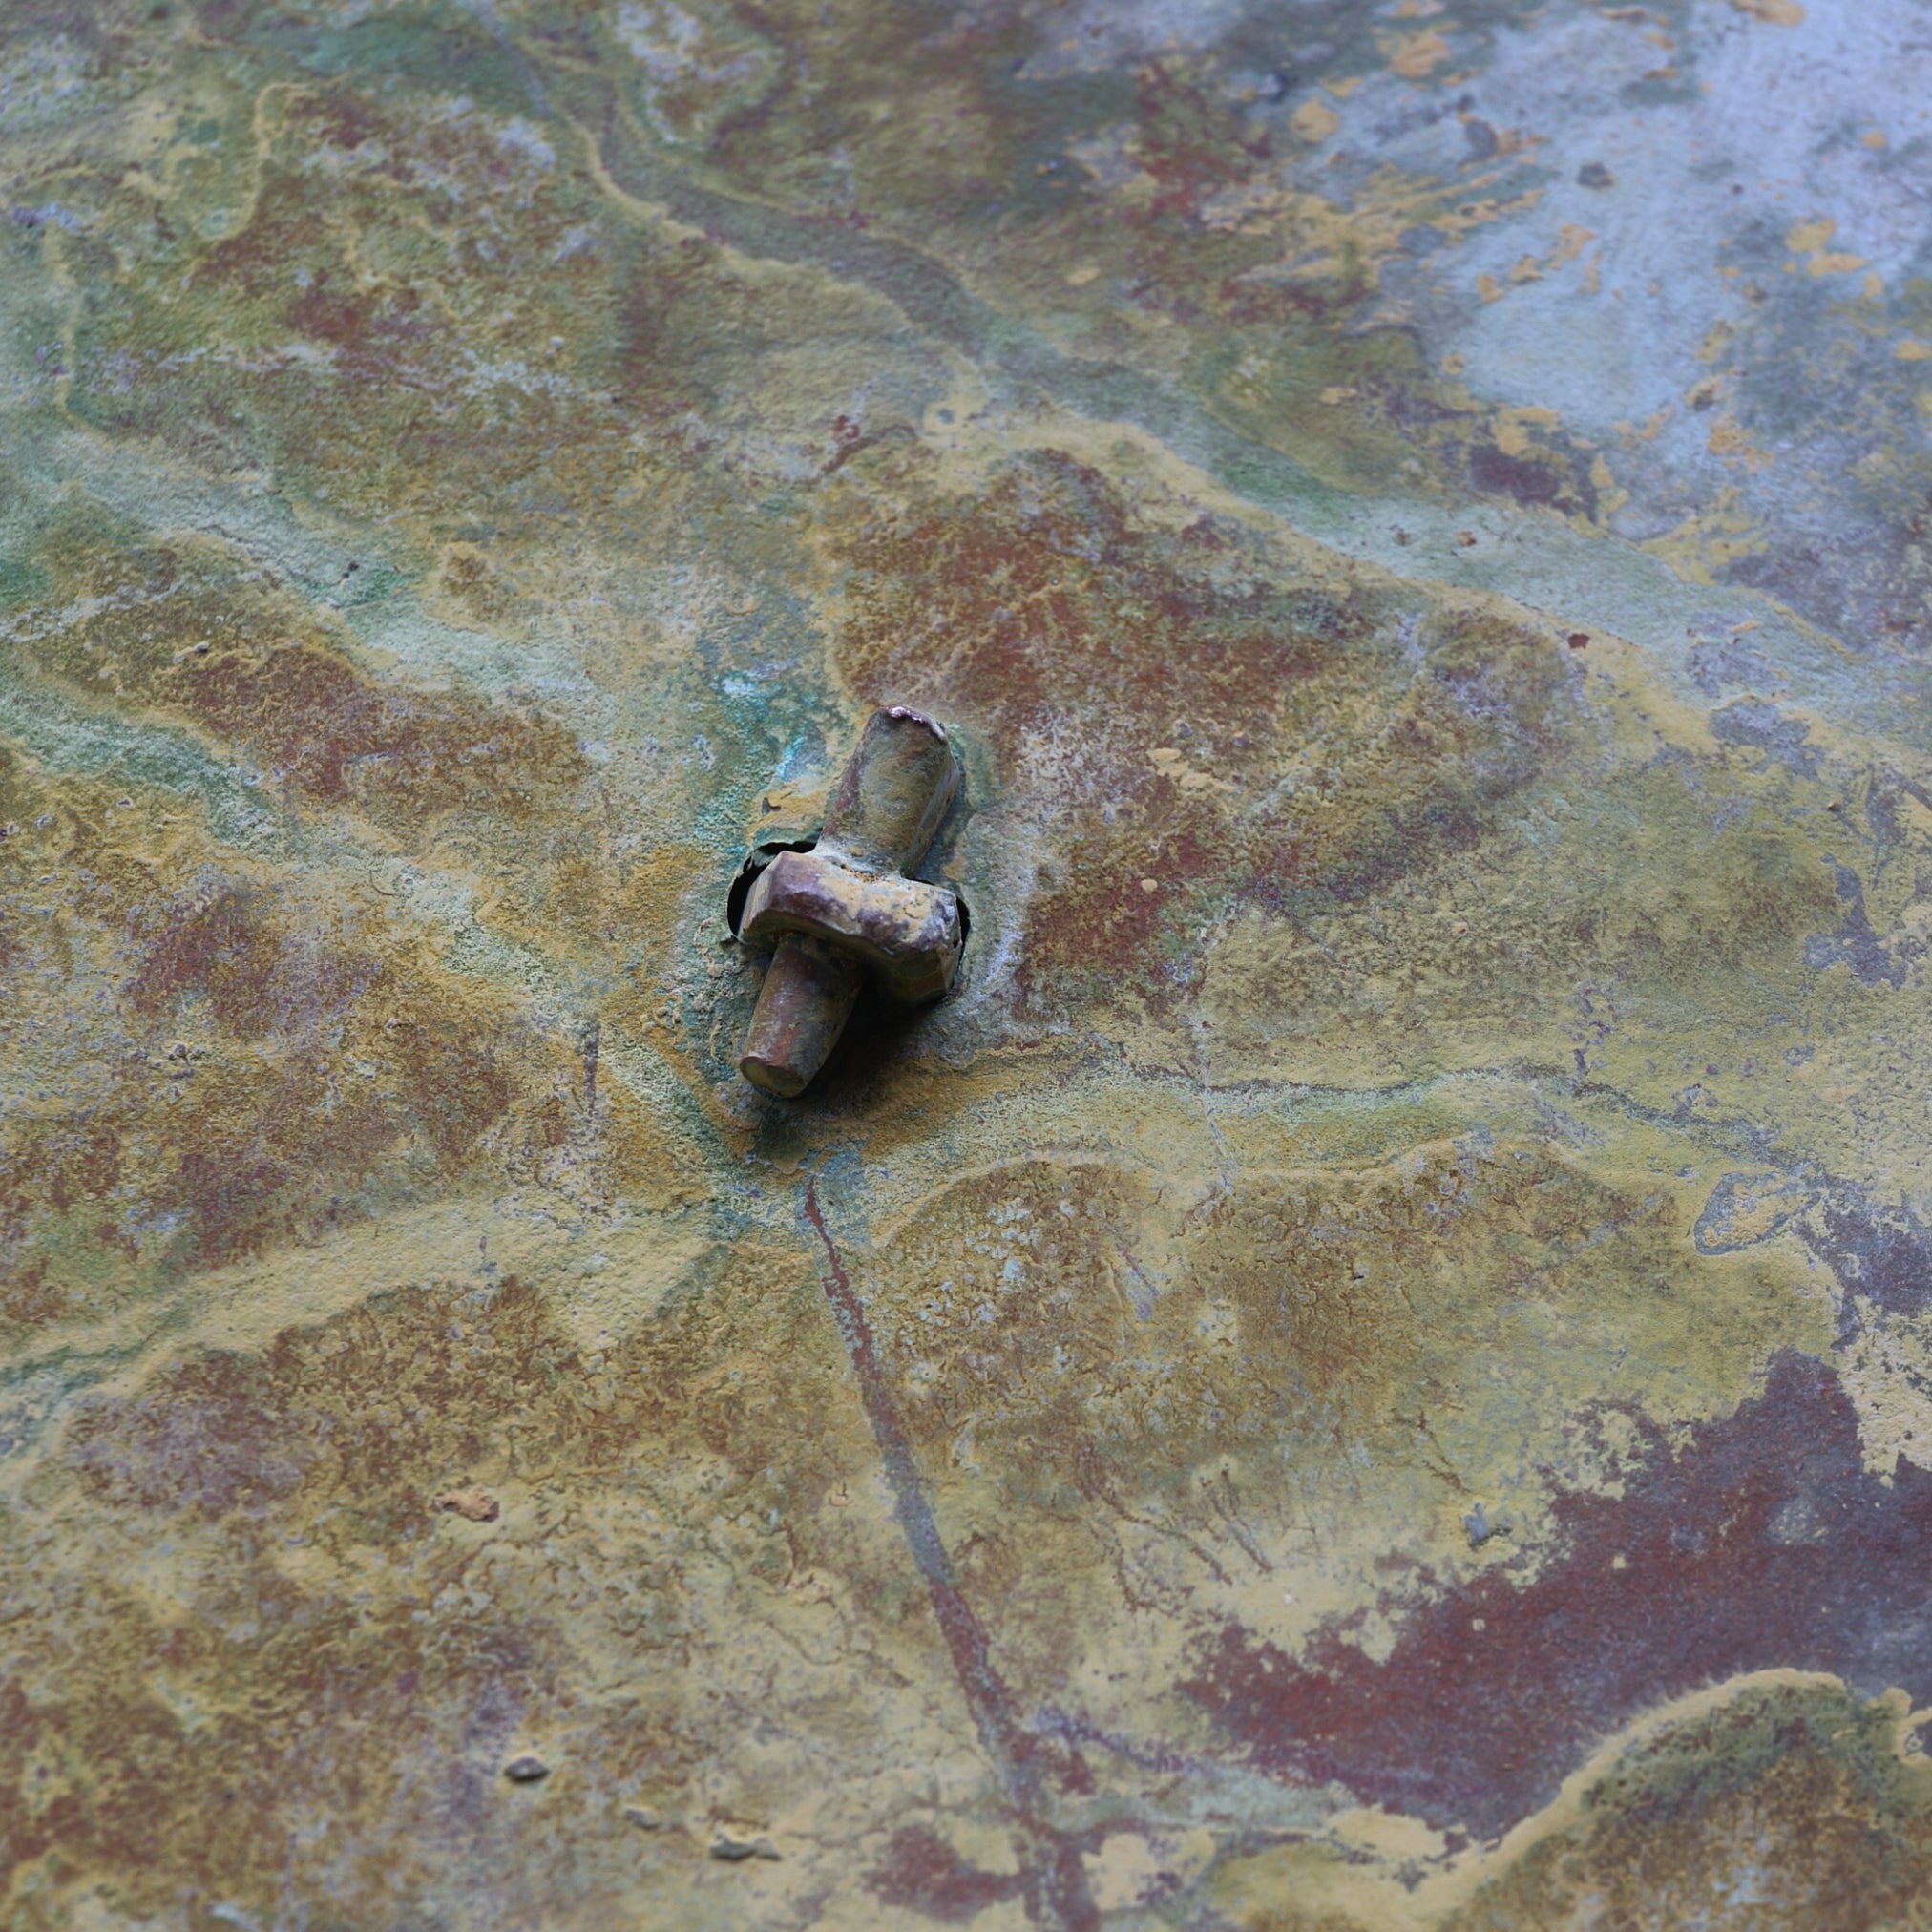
[
  {"x1": 1785, "y1": 214, "x2": 1868, "y2": 279},
  {"x1": 1384, "y1": 31, "x2": 1453, "y2": 79},
  {"x1": 1493, "y1": 406, "x2": 1562, "y2": 456},
  {"x1": 1732, "y1": 0, "x2": 1805, "y2": 20},
  {"x1": 1640, "y1": 486, "x2": 1772, "y2": 578},
  {"x1": 1547, "y1": 222, "x2": 1595, "y2": 268},
  {"x1": 1835, "y1": 1311, "x2": 1932, "y2": 1475},
  {"x1": 1291, "y1": 98, "x2": 1341, "y2": 144},
  {"x1": 1707, "y1": 412, "x2": 1775, "y2": 468},
  {"x1": 1331, "y1": 1806, "x2": 1449, "y2": 1865},
  {"x1": 1616, "y1": 402, "x2": 1677, "y2": 445},
  {"x1": 1700, "y1": 317, "x2": 1739, "y2": 362}
]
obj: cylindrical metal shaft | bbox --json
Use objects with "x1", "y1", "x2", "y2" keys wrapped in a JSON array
[
  {"x1": 738, "y1": 933, "x2": 866, "y2": 1096},
  {"x1": 815, "y1": 707, "x2": 958, "y2": 876}
]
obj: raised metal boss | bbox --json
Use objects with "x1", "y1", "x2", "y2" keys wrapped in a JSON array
[{"x1": 735, "y1": 706, "x2": 964, "y2": 1096}]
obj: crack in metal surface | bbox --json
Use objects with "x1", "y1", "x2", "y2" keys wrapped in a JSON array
[{"x1": 803, "y1": 1179, "x2": 1099, "y2": 1932}]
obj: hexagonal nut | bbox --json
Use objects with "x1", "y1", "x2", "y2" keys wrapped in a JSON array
[{"x1": 738, "y1": 850, "x2": 963, "y2": 1005}]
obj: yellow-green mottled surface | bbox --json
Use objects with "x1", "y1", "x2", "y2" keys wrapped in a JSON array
[{"x1": 3, "y1": 1, "x2": 1932, "y2": 1926}]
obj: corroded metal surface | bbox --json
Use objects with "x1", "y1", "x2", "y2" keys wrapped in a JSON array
[
  {"x1": 2, "y1": 1, "x2": 1931, "y2": 1927},
  {"x1": 737, "y1": 705, "x2": 964, "y2": 1092}
]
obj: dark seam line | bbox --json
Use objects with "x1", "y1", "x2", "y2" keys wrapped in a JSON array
[{"x1": 803, "y1": 1179, "x2": 1098, "y2": 1931}]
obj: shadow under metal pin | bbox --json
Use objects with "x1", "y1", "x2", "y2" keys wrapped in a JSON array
[{"x1": 734, "y1": 706, "x2": 965, "y2": 1097}]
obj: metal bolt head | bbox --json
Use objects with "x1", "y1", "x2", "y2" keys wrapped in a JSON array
[{"x1": 735, "y1": 707, "x2": 964, "y2": 1096}]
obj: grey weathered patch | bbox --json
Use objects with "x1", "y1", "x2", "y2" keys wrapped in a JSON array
[
  {"x1": 1711, "y1": 699, "x2": 1820, "y2": 779},
  {"x1": 1803, "y1": 862, "x2": 1909, "y2": 989}
]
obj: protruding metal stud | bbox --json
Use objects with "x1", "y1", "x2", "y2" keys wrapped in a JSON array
[{"x1": 735, "y1": 707, "x2": 964, "y2": 1097}]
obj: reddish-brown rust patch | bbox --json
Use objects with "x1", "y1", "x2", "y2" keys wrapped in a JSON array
[
  {"x1": 65, "y1": 71, "x2": 637, "y2": 523},
  {"x1": 58, "y1": 1252, "x2": 846, "y2": 1537},
  {"x1": 17, "y1": 528, "x2": 586, "y2": 826},
  {"x1": 287, "y1": 269, "x2": 432, "y2": 363},
  {"x1": 0, "y1": 805, "x2": 581, "y2": 1282},
  {"x1": 0, "y1": 1259, "x2": 68, "y2": 1330},
  {"x1": 67, "y1": 1349, "x2": 323, "y2": 1516},
  {"x1": 859, "y1": 1144, "x2": 1685, "y2": 1566},
  {"x1": 178, "y1": 643, "x2": 587, "y2": 820},
  {"x1": 131, "y1": 883, "x2": 372, "y2": 1036},
  {"x1": 835, "y1": 453, "x2": 1340, "y2": 750},
  {"x1": 1130, "y1": 61, "x2": 1271, "y2": 225},
  {"x1": 831, "y1": 449, "x2": 1576, "y2": 1013},
  {"x1": 0, "y1": 1122, "x2": 127, "y2": 1287},
  {"x1": 0, "y1": 1564, "x2": 548, "y2": 1917},
  {"x1": 866, "y1": 1823, "x2": 1023, "y2": 1922},
  {"x1": 26, "y1": 1122, "x2": 122, "y2": 1223},
  {"x1": 113, "y1": 878, "x2": 521, "y2": 1266},
  {"x1": 1186, "y1": 1354, "x2": 1932, "y2": 1838}
]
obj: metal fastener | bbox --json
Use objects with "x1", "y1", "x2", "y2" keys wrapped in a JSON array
[{"x1": 735, "y1": 706, "x2": 964, "y2": 1097}]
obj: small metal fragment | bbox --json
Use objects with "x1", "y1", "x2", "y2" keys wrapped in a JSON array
[
  {"x1": 503, "y1": 1754, "x2": 551, "y2": 1782},
  {"x1": 734, "y1": 706, "x2": 964, "y2": 1097},
  {"x1": 434, "y1": 1486, "x2": 499, "y2": 1522}
]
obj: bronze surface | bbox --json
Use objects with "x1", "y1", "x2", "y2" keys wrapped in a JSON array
[{"x1": 2, "y1": 2, "x2": 1931, "y2": 1927}]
